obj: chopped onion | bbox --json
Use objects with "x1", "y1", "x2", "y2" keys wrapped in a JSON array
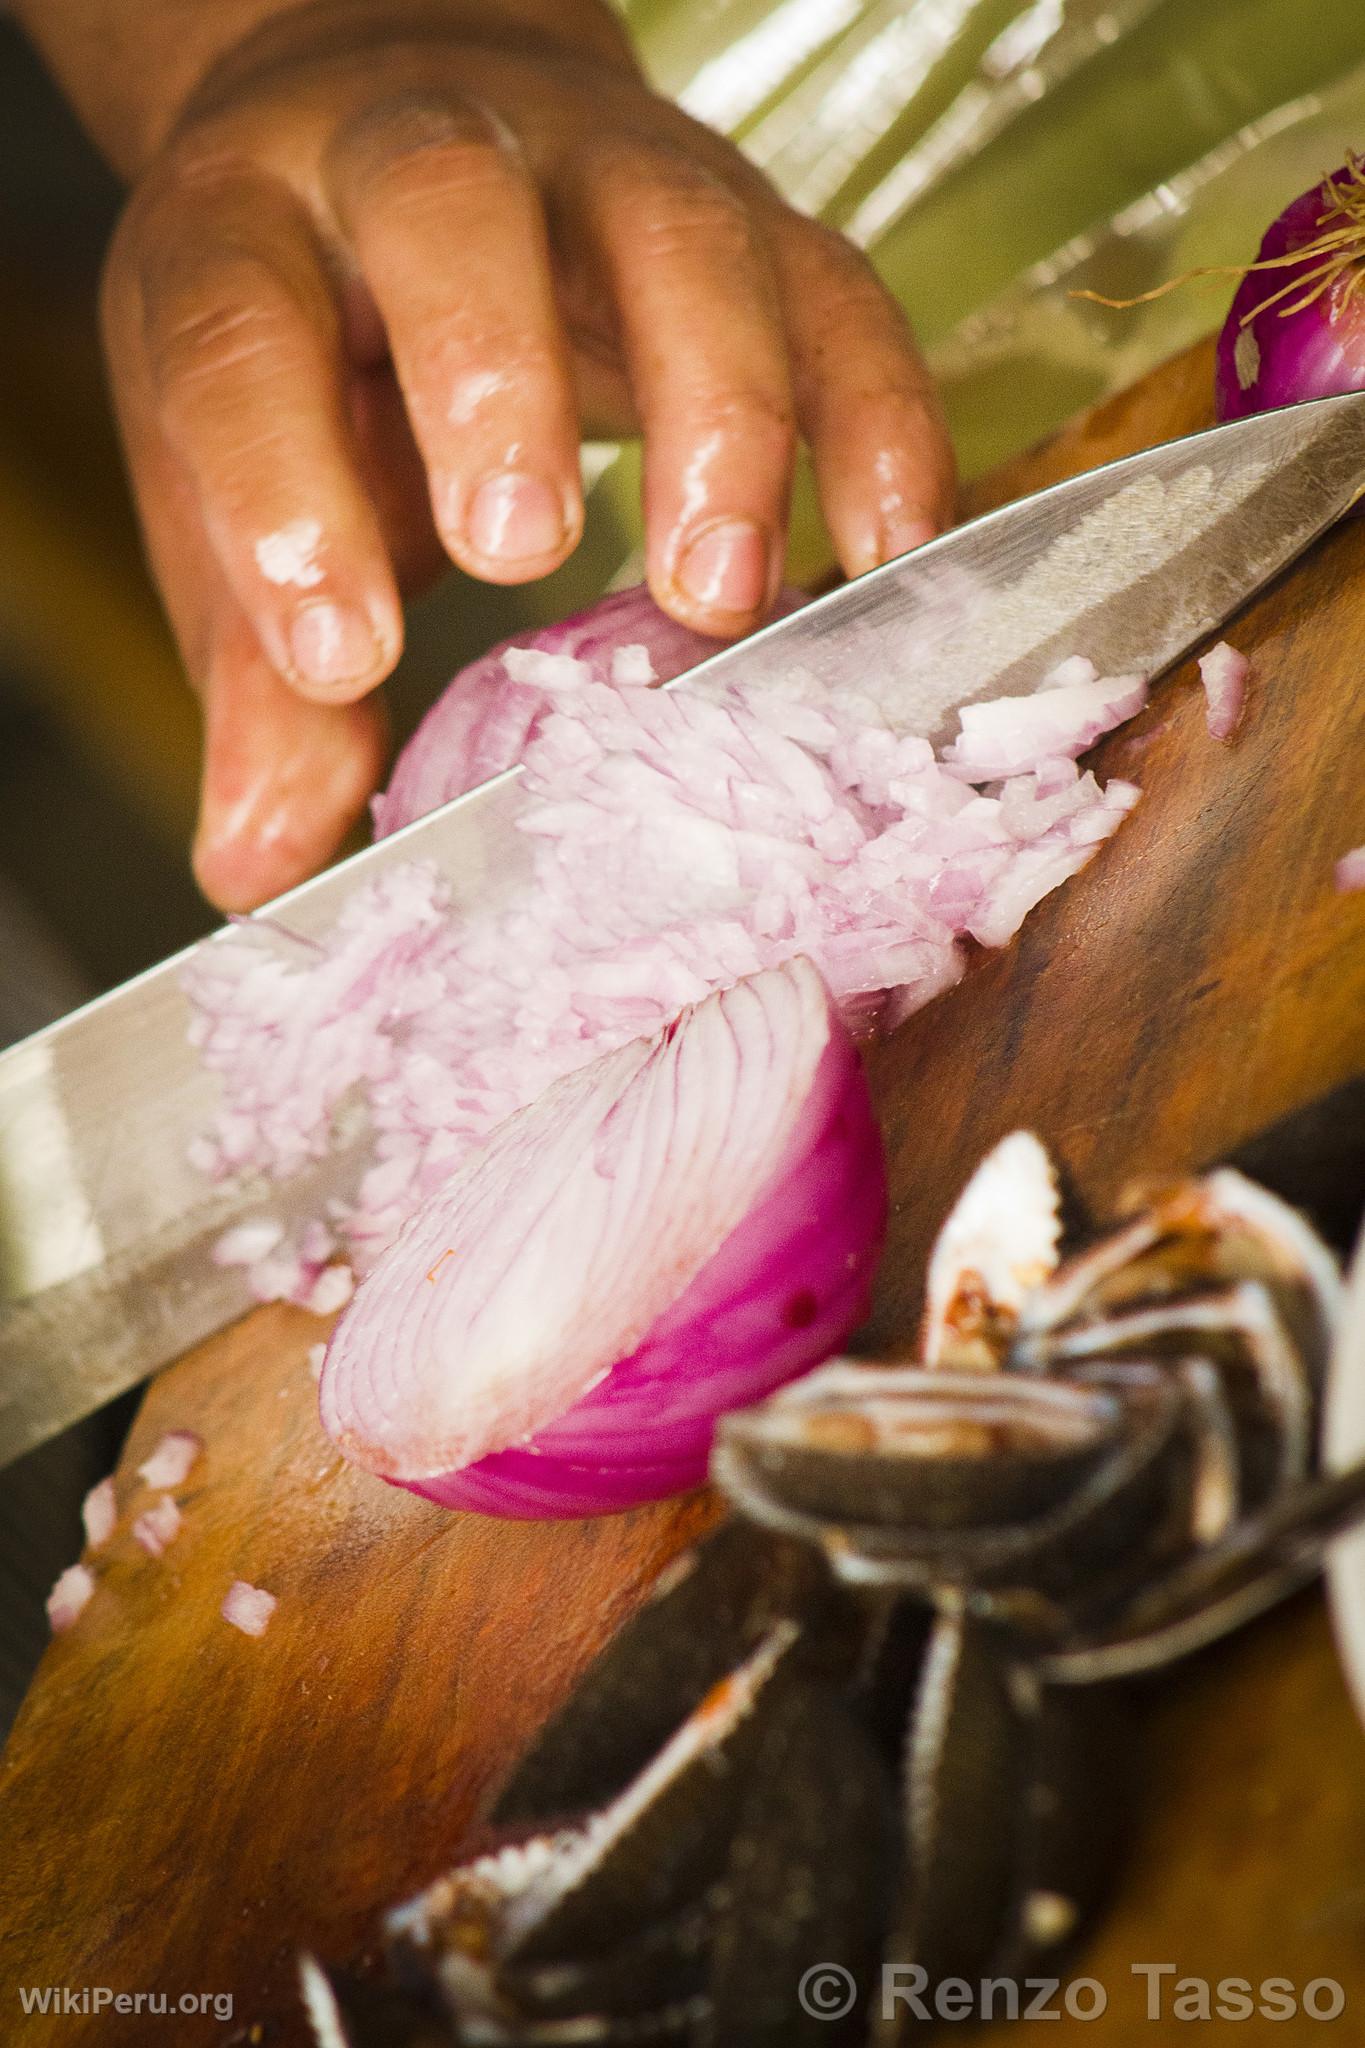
[
  {"x1": 222, "y1": 1581, "x2": 276, "y2": 1636},
  {"x1": 185, "y1": 589, "x2": 1142, "y2": 1287},
  {"x1": 303, "y1": 1265, "x2": 354, "y2": 1316},
  {"x1": 1337, "y1": 845, "x2": 1365, "y2": 893},
  {"x1": 132, "y1": 1495, "x2": 182, "y2": 1559},
  {"x1": 81, "y1": 1476, "x2": 117, "y2": 1552},
  {"x1": 212, "y1": 1218, "x2": 285, "y2": 1267},
  {"x1": 940, "y1": 662, "x2": 1146, "y2": 781},
  {"x1": 964, "y1": 774, "x2": 1140, "y2": 949},
  {"x1": 47, "y1": 1563, "x2": 94, "y2": 1633},
  {"x1": 136, "y1": 1430, "x2": 201, "y2": 1490},
  {"x1": 372, "y1": 584, "x2": 784, "y2": 832},
  {"x1": 212, "y1": 1213, "x2": 351, "y2": 1312},
  {"x1": 1197, "y1": 642, "x2": 1250, "y2": 741},
  {"x1": 320, "y1": 958, "x2": 887, "y2": 1517}
]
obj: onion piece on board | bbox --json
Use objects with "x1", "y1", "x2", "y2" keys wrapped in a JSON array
[
  {"x1": 940, "y1": 663, "x2": 1147, "y2": 782},
  {"x1": 320, "y1": 958, "x2": 887, "y2": 1518},
  {"x1": 136, "y1": 1430, "x2": 201, "y2": 1490},
  {"x1": 1197, "y1": 642, "x2": 1250, "y2": 741},
  {"x1": 81, "y1": 1477, "x2": 117, "y2": 1552},
  {"x1": 132, "y1": 1496, "x2": 182, "y2": 1559},
  {"x1": 1336, "y1": 845, "x2": 1365, "y2": 894},
  {"x1": 222, "y1": 1581, "x2": 277, "y2": 1637},
  {"x1": 47, "y1": 1563, "x2": 94, "y2": 1634}
]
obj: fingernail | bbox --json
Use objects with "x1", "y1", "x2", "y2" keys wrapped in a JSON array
[
  {"x1": 675, "y1": 519, "x2": 769, "y2": 615},
  {"x1": 288, "y1": 602, "x2": 380, "y2": 689},
  {"x1": 467, "y1": 471, "x2": 567, "y2": 562}
]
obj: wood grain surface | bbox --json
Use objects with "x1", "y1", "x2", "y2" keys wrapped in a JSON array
[{"x1": 2, "y1": 338, "x2": 1364, "y2": 2046}]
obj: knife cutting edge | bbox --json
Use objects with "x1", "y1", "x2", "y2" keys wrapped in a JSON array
[{"x1": 4, "y1": 387, "x2": 1365, "y2": 1466}]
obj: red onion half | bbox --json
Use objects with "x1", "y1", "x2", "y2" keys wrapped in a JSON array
[
  {"x1": 319, "y1": 957, "x2": 886, "y2": 1518},
  {"x1": 1216, "y1": 158, "x2": 1365, "y2": 420}
]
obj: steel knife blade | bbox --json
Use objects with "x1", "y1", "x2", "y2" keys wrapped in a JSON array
[{"x1": 4, "y1": 387, "x2": 1365, "y2": 1463}]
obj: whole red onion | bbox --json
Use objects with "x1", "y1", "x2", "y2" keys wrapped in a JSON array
[{"x1": 1216, "y1": 159, "x2": 1365, "y2": 420}]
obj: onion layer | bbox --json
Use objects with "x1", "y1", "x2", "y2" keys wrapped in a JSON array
[
  {"x1": 136, "y1": 1431, "x2": 201, "y2": 1490},
  {"x1": 132, "y1": 1495, "x2": 182, "y2": 1559},
  {"x1": 319, "y1": 958, "x2": 887, "y2": 1518},
  {"x1": 940, "y1": 661, "x2": 1146, "y2": 782}
]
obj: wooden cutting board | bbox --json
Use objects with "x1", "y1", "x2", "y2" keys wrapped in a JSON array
[{"x1": 2, "y1": 338, "x2": 1364, "y2": 2047}]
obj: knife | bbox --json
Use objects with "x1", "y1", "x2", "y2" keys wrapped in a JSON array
[{"x1": 4, "y1": 389, "x2": 1365, "y2": 1466}]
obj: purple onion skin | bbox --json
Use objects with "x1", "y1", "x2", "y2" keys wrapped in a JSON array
[
  {"x1": 1216, "y1": 167, "x2": 1365, "y2": 421},
  {"x1": 396, "y1": 1008, "x2": 888, "y2": 1519},
  {"x1": 402, "y1": 1448, "x2": 705, "y2": 1519}
]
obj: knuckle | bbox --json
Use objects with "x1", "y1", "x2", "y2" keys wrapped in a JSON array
[
  {"x1": 160, "y1": 129, "x2": 258, "y2": 203},
  {"x1": 789, "y1": 230, "x2": 934, "y2": 397},
  {"x1": 446, "y1": 341, "x2": 565, "y2": 421},
  {"x1": 642, "y1": 184, "x2": 756, "y2": 268},
  {"x1": 332, "y1": 93, "x2": 517, "y2": 218},
  {"x1": 120, "y1": 137, "x2": 327, "y2": 397},
  {"x1": 689, "y1": 385, "x2": 796, "y2": 454},
  {"x1": 807, "y1": 227, "x2": 901, "y2": 325},
  {"x1": 145, "y1": 253, "x2": 299, "y2": 399},
  {"x1": 597, "y1": 142, "x2": 757, "y2": 265},
  {"x1": 132, "y1": 134, "x2": 268, "y2": 246}
]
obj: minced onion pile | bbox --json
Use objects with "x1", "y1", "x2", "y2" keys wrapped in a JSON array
[{"x1": 184, "y1": 583, "x2": 1149, "y2": 1515}]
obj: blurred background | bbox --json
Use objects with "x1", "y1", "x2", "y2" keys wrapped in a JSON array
[{"x1": 2, "y1": 0, "x2": 1365, "y2": 1725}]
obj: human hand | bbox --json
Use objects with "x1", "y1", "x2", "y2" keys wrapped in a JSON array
[{"x1": 95, "y1": 0, "x2": 955, "y2": 907}]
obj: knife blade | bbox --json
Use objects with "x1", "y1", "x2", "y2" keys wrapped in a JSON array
[{"x1": 4, "y1": 388, "x2": 1365, "y2": 1464}]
